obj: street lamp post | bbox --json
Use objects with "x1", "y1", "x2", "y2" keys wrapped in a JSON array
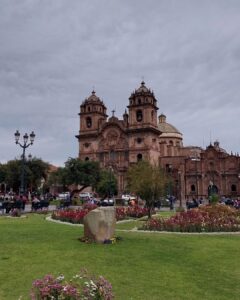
[
  {"x1": 108, "y1": 166, "x2": 113, "y2": 199},
  {"x1": 14, "y1": 130, "x2": 35, "y2": 195}
]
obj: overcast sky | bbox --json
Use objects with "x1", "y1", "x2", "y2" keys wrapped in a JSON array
[{"x1": 0, "y1": 0, "x2": 240, "y2": 166}]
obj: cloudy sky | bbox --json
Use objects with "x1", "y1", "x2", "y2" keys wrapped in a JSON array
[{"x1": 1, "y1": 0, "x2": 240, "y2": 166}]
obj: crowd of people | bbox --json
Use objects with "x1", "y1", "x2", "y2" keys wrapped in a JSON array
[
  {"x1": 1, "y1": 190, "x2": 240, "y2": 215},
  {"x1": 186, "y1": 196, "x2": 240, "y2": 210},
  {"x1": 0, "y1": 194, "x2": 27, "y2": 214},
  {"x1": 0, "y1": 192, "x2": 51, "y2": 214},
  {"x1": 219, "y1": 196, "x2": 240, "y2": 209}
]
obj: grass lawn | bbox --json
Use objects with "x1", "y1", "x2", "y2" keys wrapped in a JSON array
[
  {"x1": 115, "y1": 211, "x2": 175, "y2": 230},
  {"x1": 0, "y1": 214, "x2": 239, "y2": 300}
]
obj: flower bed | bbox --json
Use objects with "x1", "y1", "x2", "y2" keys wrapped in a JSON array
[
  {"x1": 52, "y1": 205, "x2": 148, "y2": 224},
  {"x1": 31, "y1": 269, "x2": 113, "y2": 300},
  {"x1": 141, "y1": 205, "x2": 240, "y2": 232},
  {"x1": 115, "y1": 206, "x2": 148, "y2": 220}
]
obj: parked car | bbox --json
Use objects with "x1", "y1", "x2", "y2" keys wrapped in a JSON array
[
  {"x1": 121, "y1": 194, "x2": 136, "y2": 205},
  {"x1": 58, "y1": 192, "x2": 70, "y2": 200},
  {"x1": 79, "y1": 192, "x2": 92, "y2": 199},
  {"x1": 100, "y1": 199, "x2": 114, "y2": 206}
]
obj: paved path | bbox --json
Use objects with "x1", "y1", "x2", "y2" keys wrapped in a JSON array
[{"x1": 0, "y1": 204, "x2": 57, "y2": 215}]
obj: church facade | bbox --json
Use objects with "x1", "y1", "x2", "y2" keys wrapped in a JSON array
[{"x1": 76, "y1": 81, "x2": 240, "y2": 202}]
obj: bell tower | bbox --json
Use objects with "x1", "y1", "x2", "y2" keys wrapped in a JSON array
[
  {"x1": 127, "y1": 81, "x2": 161, "y2": 164},
  {"x1": 76, "y1": 90, "x2": 108, "y2": 161},
  {"x1": 128, "y1": 81, "x2": 158, "y2": 129},
  {"x1": 79, "y1": 90, "x2": 107, "y2": 133}
]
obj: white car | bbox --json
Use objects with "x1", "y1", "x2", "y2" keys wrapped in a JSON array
[
  {"x1": 122, "y1": 194, "x2": 136, "y2": 200},
  {"x1": 58, "y1": 192, "x2": 70, "y2": 200},
  {"x1": 121, "y1": 194, "x2": 131, "y2": 200},
  {"x1": 79, "y1": 192, "x2": 92, "y2": 199}
]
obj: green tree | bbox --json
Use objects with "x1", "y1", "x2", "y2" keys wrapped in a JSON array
[
  {"x1": 4, "y1": 160, "x2": 21, "y2": 192},
  {"x1": 96, "y1": 169, "x2": 118, "y2": 199},
  {"x1": 3, "y1": 158, "x2": 49, "y2": 193},
  {"x1": 0, "y1": 163, "x2": 7, "y2": 183},
  {"x1": 127, "y1": 161, "x2": 167, "y2": 218},
  {"x1": 47, "y1": 167, "x2": 68, "y2": 190},
  {"x1": 63, "y1": 158, "x2": 101, "y2": 192},
  {"x1": 25, "y1": 158, "x2": 49, "y2": 191}
]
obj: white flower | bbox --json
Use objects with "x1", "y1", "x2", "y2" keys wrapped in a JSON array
[
  {"x1": 56, "y1": 274, "x2": 64, "y2": 281},
  {"x1": 90, "y1": 280, "x2": 97, "y2": 288}
]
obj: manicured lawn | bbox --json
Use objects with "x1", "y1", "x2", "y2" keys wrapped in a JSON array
[
  {"x1": 0, "y1": 214, "x2": 239, "y2": 300},
  {"x1": 115, "y1": 211, "x2": 175, "y2": 230}
]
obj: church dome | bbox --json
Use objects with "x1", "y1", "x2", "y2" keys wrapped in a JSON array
[
  {"x1": 80, "y1": 90, "x2": 107, "y2": 116},
  {"x1": 158, "y1": 114, "x2": 182, "y2": 139},
  {"x1": 128, "y1": 81, "x2": 157, "y2": 109},
  {"x1": 135, "y1": 81, "x2": 150, "y2": 93},
  {"x1": 83, "y1": 90, "x2": 103, "y2": 104}
]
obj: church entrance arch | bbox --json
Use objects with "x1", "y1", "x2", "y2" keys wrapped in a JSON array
[{"x1": 207, "y1": 184, "x2": 218, "y2": 197}]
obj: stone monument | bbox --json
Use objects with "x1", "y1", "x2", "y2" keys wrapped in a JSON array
[{"x1": 83, "y1": 206, "x2": 116, "y2": 243}]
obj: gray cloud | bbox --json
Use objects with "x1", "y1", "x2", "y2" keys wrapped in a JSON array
[{"x1": 1, "y1": 0, "x2": 240, "y2": 166}]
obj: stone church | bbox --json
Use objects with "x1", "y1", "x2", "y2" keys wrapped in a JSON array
[{"x1": 76, "y1": 81, "x2": 240, "y2": 202}]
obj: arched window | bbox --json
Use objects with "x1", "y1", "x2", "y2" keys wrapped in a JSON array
[
  {"x1": 86, "y1": 117, "x2": 92, "y2": 128},
  {"x1": 231, "y1": 184, "x2": 237, "y2": 192},
  {"x1": 85, "y1": 157, "x2": 89, "y2": 161},
  {"x1": 136, "y1": 110, "x2": 143, "y2": 122},
  {"x1": 137, "y1": 137, "x2": 142, "y2": 144},
  {"x1": 191, "y1": 184, "x2": 196, "y2": 192},
  {"x1": 137, "y1": 153, "x2": 143, "y2": 162},
  {"x1": 138, "y1": 98, "x2": 141, "y2": 104},
  {"x1": 88, "y1": 106, "x2": 91, "y2": 112},
  {"x1": 151, "y1": 110, "x2": 154, "y2": 121}
]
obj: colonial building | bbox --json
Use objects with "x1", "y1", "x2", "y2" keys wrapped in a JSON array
[{"x1": 76, "y1": 81, "x2": 240, "y2": 201}]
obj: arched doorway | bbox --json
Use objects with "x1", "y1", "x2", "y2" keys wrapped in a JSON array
[{"x1": 208, "y1": 184, "x2": 218, "y2": 196}]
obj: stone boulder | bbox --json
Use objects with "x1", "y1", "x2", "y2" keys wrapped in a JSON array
[{"x1": 83, "y1": 207, "x2": 116, "y2": 243}]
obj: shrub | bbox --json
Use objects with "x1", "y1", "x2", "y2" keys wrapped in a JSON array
[
  {"x1": 30, "y1": 269, "x2": 114, "y2": 300},
  {"x1": 141, "y1": 205, "x2": 240, "y2": 232},
  {"x1": 209, "y1": 193, "x2": 219, "y2": 204}
]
